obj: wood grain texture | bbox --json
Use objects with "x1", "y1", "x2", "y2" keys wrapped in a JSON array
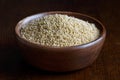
[{"x1": 0, "y1": 0, "x2": 120, "y2": 80}]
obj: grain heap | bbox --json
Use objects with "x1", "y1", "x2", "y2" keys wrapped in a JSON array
[{"x1": 20, "y1": 14, "x2": 99, "y2": 47}]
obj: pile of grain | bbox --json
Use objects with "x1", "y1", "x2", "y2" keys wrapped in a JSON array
[{"x1": 20, "y1": 14, "x2": 99, "y2": 47}]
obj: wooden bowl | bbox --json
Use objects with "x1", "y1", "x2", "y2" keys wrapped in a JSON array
[{"x1": 15, "y1": 11, "x2": 106, "y2": 72}]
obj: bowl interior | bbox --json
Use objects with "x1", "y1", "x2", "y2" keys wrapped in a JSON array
[{"x1": 15, "y1": 11, "x2": 106, "y2": 49}]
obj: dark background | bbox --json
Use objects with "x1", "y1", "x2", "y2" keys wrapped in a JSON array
[{"x1": 0, "y1": 0, "x2": 120, "y2": 80}]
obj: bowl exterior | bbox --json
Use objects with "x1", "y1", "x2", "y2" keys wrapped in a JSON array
[{"x1": 16, "y1": 34, "x2": 105, "y2": 72}]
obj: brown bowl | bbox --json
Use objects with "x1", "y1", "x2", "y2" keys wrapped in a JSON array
[{"x1": 15, "y1": 11, "x2": 106, "y2": 72}]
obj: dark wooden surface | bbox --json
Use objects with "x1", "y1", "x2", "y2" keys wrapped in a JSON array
[{"x1": 0, "y1": 0, "x2": 120, "y2": 80}]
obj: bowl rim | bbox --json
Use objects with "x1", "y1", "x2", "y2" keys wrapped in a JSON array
[{"x1": 15, "y1": 11, "x2": 106, "y2": 50}]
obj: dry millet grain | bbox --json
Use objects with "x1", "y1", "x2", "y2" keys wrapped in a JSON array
[{"x1": 20, "y1": 14, "x2": 100, "y2": 47}]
